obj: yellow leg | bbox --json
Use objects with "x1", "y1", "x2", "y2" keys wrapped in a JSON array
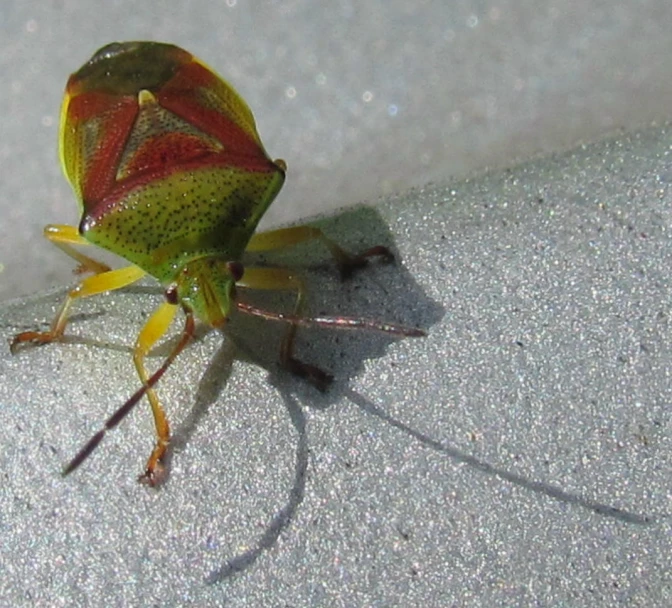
[
  {"x1": 246, "y1": 225, "x2": 393, "y2": 278},
  {"x1": 44, "y1": 224, "x2": 112, "y2": 275},
  {"x1": 132, "y1": 301, "x2": 179, "y2": 485},
  {"x1": 238, "y1": 267, "x2": 332, "y2": 390},
  {"x1": 10, "y1": 265, "x2": 146, "y2": 353}
]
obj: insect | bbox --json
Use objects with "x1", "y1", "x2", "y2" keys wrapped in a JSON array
[{"x1": 11, "y1": 41, "x2": 423, "y2": 485}]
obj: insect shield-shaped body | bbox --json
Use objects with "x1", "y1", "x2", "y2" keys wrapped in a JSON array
[
  {"x1": 12, "y1": 42, "x2": 423, "y2": 485},
  {"x1": 63, "y1": 41, "x2": 285, "y2": 322}
]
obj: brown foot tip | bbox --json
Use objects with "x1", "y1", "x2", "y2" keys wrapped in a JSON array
[
  {"x1": 73, "y1": 262, "x2": 112, "y2": 276},
  {"x1": 286, "y1": 357, "x2": 334, "y2": 392},
  {"x1": 9, "y1": 331, "x2": 55, "y2": 355},
  {"x1": 138, "y1": 460, "x2": 168, "y2": 487},
  {"x1": 338, "y1": 245, "x2": 395, "y2": 280}
]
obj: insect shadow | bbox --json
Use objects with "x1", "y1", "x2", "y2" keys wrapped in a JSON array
[
  {"x1": 199, "y1": 356, "x2": 656, "y2": 584},
  {"x1": 196, "y1": 376, "x2": 657, "y2": 585},
  {"x1": 156, "y1": 206, "x2": 657, "y2": 583},
  {"x1": 203, "y1": 386, "x2": 308, "y2": 584}
]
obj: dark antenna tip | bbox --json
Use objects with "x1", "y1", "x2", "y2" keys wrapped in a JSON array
[{"x1": 62, "y1": 430, "x2": 106, "y2": 476}]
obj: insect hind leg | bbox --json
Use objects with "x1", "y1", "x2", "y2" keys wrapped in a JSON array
[{"x1": 246, "y1": 225, "x2": 394, "y2": 279}]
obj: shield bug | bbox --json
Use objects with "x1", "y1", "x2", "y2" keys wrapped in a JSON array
[{"x1": 11, "y1": 41, "x2": 424, "y2": 485}]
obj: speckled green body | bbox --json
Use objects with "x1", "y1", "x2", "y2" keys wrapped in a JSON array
[
  {"x1": 60, "y1": 42, "x2": 285, "y2": 323},
  {"x1": 83, "y1": 165, "x2": 283, "y2": 282}
]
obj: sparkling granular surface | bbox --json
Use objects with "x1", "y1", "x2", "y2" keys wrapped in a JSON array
[{"x1": 1, "y1": 125, "x2": 670, "y2": 605}]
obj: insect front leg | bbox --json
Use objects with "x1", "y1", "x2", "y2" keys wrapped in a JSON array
[
  {"x1": 237, "y1": 267, "x2": 333, "y2": 391},
  {"x1": 246, "y1": 225, "x2": 394, "y2": 279},
  {"x1": 10, "y1": 265, "x2": 146, "y2": 353},
  {"x1": 132, "y1": 300, "x2": 180, "y2": 486}
]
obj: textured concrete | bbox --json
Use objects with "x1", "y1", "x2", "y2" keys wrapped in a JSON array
[{"x1": 1, "y1": 124, "x2": 670, "y2": 606}]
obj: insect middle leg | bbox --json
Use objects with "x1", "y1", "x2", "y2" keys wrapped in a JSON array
[
  {"x1": 43, "y1": 224, "x2": 112, "y2": 275},
  {"x1": 246, "y1": 225, "x2": 393, "y2": 279},
  {"x1": 11, "y1": 265, "x2": 147, "y2": 353},
  {"x1": 237, "y1": 267, "x2": 332, "y2": 390}
]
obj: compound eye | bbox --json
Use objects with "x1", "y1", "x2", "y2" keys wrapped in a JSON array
[
  {"x1": 227, "y1": 261, "x2": 244, "y2": 282},
  {"x1": 164, "y1": 283, "x2": 179, "y2": 304}
]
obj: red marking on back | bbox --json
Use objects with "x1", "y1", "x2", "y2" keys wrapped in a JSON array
[
  {"x1": 67, "y1": 93, "x2": 138, "y2": 206},
  {"x1": 122, "y1": 132, "x2": 218, "y2": 177},
  {"x1": 67, "y1": 90, "x2": 136, "y2": 123},
  {"x1": 158, "y1": 63, "x2": 265, "y2": 159},
  {"x1": 72, "y1": 56, "x2": 276, "y2": 218}
]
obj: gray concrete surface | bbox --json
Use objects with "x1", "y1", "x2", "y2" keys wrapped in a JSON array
[
  {"x1": 2, "y1": 1, "x2": 672, "y2": 299},
  {"x1": 1, "y1": 124, "x2": 670, "y2": 605}
]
